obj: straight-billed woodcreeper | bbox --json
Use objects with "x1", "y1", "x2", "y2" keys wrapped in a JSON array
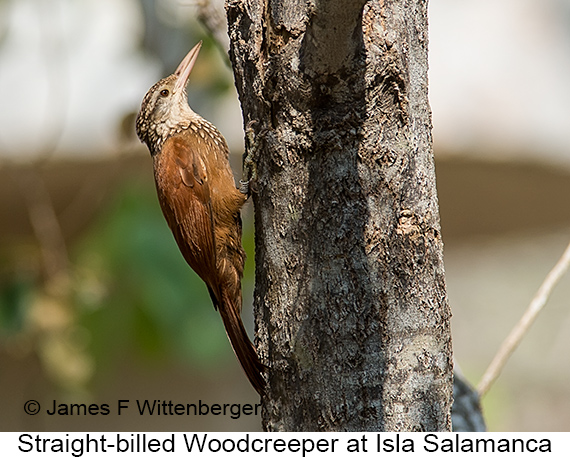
[{"x1": 135, "y1": 42, "x2": 264, "y2": 395}]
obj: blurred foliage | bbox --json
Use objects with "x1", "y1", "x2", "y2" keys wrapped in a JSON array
[
  {"x1": 0, "y1": 273, "x2": 33, "y2": 336},
  {"x1": 73, "y1": 179, "x2": 254, "y2": 374},
  {"x1": 0, "y1": 0, "x2": 248, "y2": 396},
  {"x1": 0, "y1": 176, "x2": 255, "y2": 391}
]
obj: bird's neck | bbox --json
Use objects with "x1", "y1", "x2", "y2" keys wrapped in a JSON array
[{"x1": 149, "y1": 107, "x2": 203, "y2": 156}]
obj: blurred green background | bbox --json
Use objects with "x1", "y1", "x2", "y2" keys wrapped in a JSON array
[{"x1": 1, "y1": 0, "x2": 570, "y2": 431}]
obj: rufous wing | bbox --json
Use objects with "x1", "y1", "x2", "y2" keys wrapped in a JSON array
[
  {"x1": 154, "y1": 133, "x2": 265, "y2": 394},
  {"x1": 154, "y1": 135, "x2": 217, "y2": 288}
]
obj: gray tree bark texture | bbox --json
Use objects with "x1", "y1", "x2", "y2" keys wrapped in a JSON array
[{"x1": 226, "y1": 0, "x2": 453, "y2": 431}]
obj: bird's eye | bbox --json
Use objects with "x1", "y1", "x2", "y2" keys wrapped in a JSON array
[{"x1": 160, "y1": 89, "x2": 170, "y2": 97}]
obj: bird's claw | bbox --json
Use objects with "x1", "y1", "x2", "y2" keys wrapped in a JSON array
[{"x1": 239, "y1": 179, "x2": 252, "y2": 195}]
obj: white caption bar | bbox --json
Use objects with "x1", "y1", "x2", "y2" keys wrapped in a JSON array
[{"x1": 2, "y1": 432, "x2": 566, "y2": 456}]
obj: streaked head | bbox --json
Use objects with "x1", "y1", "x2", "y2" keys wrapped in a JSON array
[{"x1": 135, "y1": 42, "x2": 202, "y2": 153}]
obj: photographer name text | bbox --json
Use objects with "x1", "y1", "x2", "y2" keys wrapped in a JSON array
[{"x1": 24, "y1": 400, "x2": 259, "y2": 420}]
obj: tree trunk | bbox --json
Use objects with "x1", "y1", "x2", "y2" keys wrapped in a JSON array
[{"x1": 226, "y1": 0, "x2": 453, "y2": 431}]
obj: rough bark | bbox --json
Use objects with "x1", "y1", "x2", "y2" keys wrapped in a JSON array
[{"x1": 226, "y1": 0, "x2": 452, "y2": 431}]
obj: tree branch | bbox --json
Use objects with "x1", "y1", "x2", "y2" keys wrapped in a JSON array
[{"x1": 477, "y1": 240, "x2": 570, "y2": 396}]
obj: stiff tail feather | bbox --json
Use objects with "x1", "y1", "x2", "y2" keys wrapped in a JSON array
[{"x1": 218, "y1": 292, "x2": 265, "y2": 395}]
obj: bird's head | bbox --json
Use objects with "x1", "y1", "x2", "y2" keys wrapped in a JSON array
[{"x1": 135, "y1": 41, "x2": 202, "y2": 154}]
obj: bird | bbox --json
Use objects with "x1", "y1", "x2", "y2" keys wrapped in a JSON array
[{"x1": 135, "y1": 42, "x2": 265, "y2": 395}]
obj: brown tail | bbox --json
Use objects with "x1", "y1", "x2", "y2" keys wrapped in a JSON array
[{"x1": 218, "y1": 291, "x2": 265, "y2": 395}]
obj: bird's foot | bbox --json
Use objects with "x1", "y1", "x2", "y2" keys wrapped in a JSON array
[{"x1": 239, "y1": 179, "x2": 254, "y2": 195}]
